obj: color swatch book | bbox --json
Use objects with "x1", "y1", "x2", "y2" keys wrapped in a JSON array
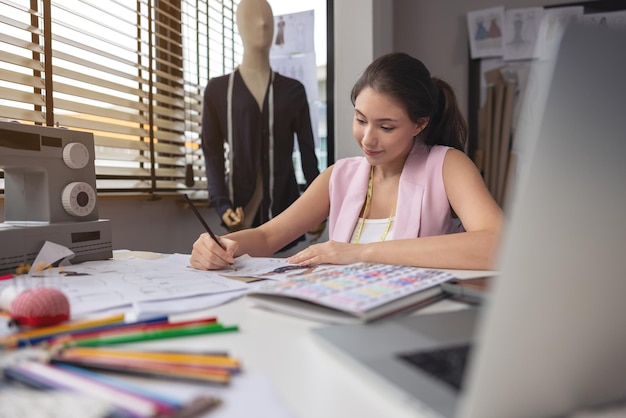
[{"x1": 246, "y1": 263, "x2": 456, "y2": 324}]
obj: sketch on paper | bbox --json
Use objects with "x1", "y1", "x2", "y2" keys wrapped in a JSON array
[
  {"x1": 503, "y1": 7, "x2": 544, "y2": 61},
  {"x1": 0, "y1": 253, "x2": 306, "y2": 318},
  {"x1": 270, "y1": 10, "x2": 315, "y2": 56},
  {"x1": 269, "y1": 10, "x2": 319, "y2": 149},
  {"x1": 275, "y1": 15, "x2": 286, "y2": 47},
  {"x1": 535, "y1": 6, "x2": 583, "y2": 60},
  {"x1": 0, "y1": 254, "x2": 250, "y2": 317},
  {"x1": 467, "y1": 6, "x2": 505, "y2": 59},
  {"x1": 583, "y1": 10, "x2": 626, "y2": 29}
]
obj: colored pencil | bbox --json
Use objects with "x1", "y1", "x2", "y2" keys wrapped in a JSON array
[
  {"x1": 3, "y1": 366, "x2": 51, "y2": 390},
  {"x1": 23, "y1": 315, "x2": 173, "y2": 347},
  {"x1": 46, "y1": 317, "x2": 217, "y2": 348},
  {"x1": 12, "y1": 313, "x2": 126, "y2": 338},
  {"x1": 137, "y1": 348, "x2": 230, "y2": 357},
  {"x1": 5, "y1": 361, "x2": 160, "y2": 417},
  {"x1": 0, "y1": 313, "x2": 125, "y2": 346},
  {"x1": 3, "y1": 314, "x2": 177, "y2": 348},
  {"x1": 58, "y1": 347, "x2": 240, "y2": 369},
  {"x1": 66, "y1": 323, "x2": 239, "y2": 347},
  {"x1": 57, "y1": 362, "x2": 224, "y2": 415},
  {"x1": 58, "y1": 314, "x2": 170, "y2": 337},
  {"x1": 52, "y1": 357, "x2": 233, "y2": 384},
  {"x1": 5, "y1": 360, "x2": 222, "y2": 415},
  {"x1": 54, "y1": 363, "x2": 182, "y2": 411}
]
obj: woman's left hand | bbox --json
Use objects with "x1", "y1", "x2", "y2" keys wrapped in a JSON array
[{"x1": 286, "y1": 240, "x2": 362, "y2": 266}]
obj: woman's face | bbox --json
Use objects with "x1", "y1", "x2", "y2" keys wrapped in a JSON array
[{"x1": 352, "y1": 87, "x2": 424, "y2": 168}]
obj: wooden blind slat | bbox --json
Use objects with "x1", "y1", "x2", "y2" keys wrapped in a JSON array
[{"x1": 0, "y1": 0, "x2": 240, "y2": 194}]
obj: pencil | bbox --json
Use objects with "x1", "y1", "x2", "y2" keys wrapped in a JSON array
[
  {"x1": 6, "y1": 314, "x2": 174, "y2": 348},
  {"x1": 58, "y1": 347, "x2": 241, "y2": 369},
  {"x1": 184, "y1": 194, "x2": 236, "y2": 271},
  {"x1": 52, "y1": 357, "x2": 234, "y2": 384},
  {"x1": 47, "y1": 317, "x2": 218, "y2": 348},
  {"x1": 5, "y1": 361, "x2": 161, "y2": 417},
  {"x1": 67, "y1": 323, "x2": 239, "y2": 347},
  {"x1": 55, "y1": 363, "x2": 183, "y2": 411},
  {"x1": 0, "y1": 313, "x2": 126, "y2": 348},
  {"x1": 5, "y1": 361, "x2": 222, "y2": 414},
  {"x1": 58, "y1": 362, "x2": 225, "y2": 412}
]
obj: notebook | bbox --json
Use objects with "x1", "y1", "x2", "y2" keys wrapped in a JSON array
[{"x1": 312, "y1": 23, "x2": 626, "y2": 418}]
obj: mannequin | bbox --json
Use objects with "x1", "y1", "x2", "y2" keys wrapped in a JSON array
[{"x1": 201, "y1": 0, "x2": 321, "y2": 248}]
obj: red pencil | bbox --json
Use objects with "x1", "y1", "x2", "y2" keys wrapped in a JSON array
[{"x1": 49, "y1": 317, "x2": 217, "y2": 347}]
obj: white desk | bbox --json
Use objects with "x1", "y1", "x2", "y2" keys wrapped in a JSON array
[{"x1": 125, "y1": 268, "x2": 490, "y2": 418}]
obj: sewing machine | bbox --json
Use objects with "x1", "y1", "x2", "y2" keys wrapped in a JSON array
[{"x1": 0, "y1": 121, "x2": 112, "y2": 274}]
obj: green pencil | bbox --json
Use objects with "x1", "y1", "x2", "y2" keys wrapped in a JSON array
[{"x1": 66, "y1": 323, "x2": 239, "y2": 347}]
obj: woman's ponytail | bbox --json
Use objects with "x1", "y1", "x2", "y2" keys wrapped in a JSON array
[{"x1": 422, "y1": 77, "x2": 467, "y2": 151}]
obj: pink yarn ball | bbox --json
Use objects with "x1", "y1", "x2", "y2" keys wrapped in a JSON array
[{"x1": 10, "y1": 288, "x2": 71, "y2": 327}]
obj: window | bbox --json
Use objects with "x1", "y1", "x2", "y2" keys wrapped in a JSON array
[
  {"x1": 0, "y1": 0, "x2": 242, "y2": 194},
  {"x1": 0, "y1": 0, "x2": 333, "y2": 197},
  {"x1": 268, "y1": 0, "x2": 331, "y2": 183}
]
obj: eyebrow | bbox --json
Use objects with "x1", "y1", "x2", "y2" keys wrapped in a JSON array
[{"x1": 354, "y1": 109, "x2": 399, "y2": 123}]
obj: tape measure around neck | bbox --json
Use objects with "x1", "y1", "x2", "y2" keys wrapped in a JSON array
[
  {"x1": 353, "y1": 166, "x2": 396, "y2": 243},
  {"x1": 227, "y1": 69, "x2": 275, "y2": 218}
]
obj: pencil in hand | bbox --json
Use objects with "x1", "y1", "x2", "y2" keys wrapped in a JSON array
[{"x1": 184, "y1": 194, "x2": 236, "y2": 271}]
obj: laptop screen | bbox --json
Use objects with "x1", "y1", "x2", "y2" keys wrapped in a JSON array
[{"x1": 459, "y1": 23, "x2": 626, "y2": 418}]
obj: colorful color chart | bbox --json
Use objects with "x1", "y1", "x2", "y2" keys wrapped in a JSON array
[{"x1": 257, "y1": 263, "x2": 455, "y2": 313}]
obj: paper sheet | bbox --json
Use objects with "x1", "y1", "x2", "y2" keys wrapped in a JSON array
[
  {"x1": 124, "y1": 289, "x2": 248, "y2": 319},
  {"x1": 30, "y1": 241, "x2": 75, "y2": 273},
  {"x1": 0, "y1": 244, "x2": 311, "y2": 318},
  {"x1": 0, "y1": 254, "x2": 249, "y2": 317}
]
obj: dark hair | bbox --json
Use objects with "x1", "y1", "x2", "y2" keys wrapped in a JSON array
[{"x1": 350, "y1": 52, "x2": 467, "y2": 151}]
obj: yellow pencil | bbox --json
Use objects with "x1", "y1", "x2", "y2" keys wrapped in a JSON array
[
  {"x1": 60, "y1": 347, "x2": 240, "y2": 368},
  {"x1": 0, "y1": 313, "x2": 125, "y2": 345}
]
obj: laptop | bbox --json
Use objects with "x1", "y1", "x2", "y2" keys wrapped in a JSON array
[{"x1": 312, "y1": 23, "x2": 626, "y2": 418}]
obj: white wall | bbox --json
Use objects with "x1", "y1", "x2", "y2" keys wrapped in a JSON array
[
  {"x1": 333, "y1": 0, "x2": 393, "y2": 160},
  {"x1": 391, "y1": 0, "x2": 575, "y2": 129}
]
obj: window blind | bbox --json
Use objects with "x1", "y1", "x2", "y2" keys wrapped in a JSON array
[{"x1": 0, "y1": 0, "x2": 242, "y2": 195}]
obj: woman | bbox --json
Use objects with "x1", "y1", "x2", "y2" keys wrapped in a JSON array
[{"x1": 190, "y1": 52, "x2": 503, "y2": 271}]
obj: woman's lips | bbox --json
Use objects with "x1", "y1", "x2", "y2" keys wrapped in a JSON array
[{"x1": 363, "y1": 148, "x2": 382, "y2": 157}]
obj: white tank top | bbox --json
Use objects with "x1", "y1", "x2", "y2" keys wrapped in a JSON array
[{"x1": 349, "y1": 217, "x2": 396, "y2": 244}]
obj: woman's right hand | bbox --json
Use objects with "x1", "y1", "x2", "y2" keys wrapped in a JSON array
[{"x1": 189, "y1": 233, "x2": 238, "y2": 270}]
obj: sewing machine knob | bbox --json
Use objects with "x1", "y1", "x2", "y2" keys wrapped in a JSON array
[
  {"x1": 62, "y1": 182, "x2": 97, "y2": 217},
  {"x1": 63, "y1": 142, "x2": 90, "y2": 169}
]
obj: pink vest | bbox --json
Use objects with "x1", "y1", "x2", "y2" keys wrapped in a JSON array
[{"x1": 328, "y1": 142, "x2": 462, "y2": 242}]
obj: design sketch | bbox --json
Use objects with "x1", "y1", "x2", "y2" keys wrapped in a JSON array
[
  {"x1": 535, "y1": 6, "x2": 583, "y2": 59},
  {"x1": 503, "y1": 7, "x2": 544, "y2": 61},
  {"x1": 270, "y1": 11, "x2": 314, "y2": 56},
  {"x1": 583, "y1": 10, "x2": 626, "y2": 29},
  {"x1": 0, "y1": 254, "x2": 250, "y2": 317},
  {"x1": 467, "y1": 6, "x2": 504, "y2": 59},
  {"x1": 275, "y1": 16, "x2": 285, "y2": 46}
]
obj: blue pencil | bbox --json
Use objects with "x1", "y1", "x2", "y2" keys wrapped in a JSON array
[
  {"x1": 18, "y1": 315, "x2": 170, "y2": 347},
  {"x1": 5, "y1": 361, "x2": 221, "y2": 417},
  {"x1": 5, "y1": 361, "x2": 160, "y2": 417},
  {"x1": 55, "y1": 363, "x2": 183, "y2": 409}
]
